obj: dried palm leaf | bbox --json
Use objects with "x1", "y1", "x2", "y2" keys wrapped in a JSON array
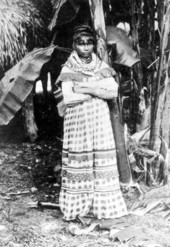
[
  {"x1": 0, "y1": 0, "x2": 48, "y2": 68},
  {"x1": 127, "y1": 127, "x2": 168, "y2": 186}
]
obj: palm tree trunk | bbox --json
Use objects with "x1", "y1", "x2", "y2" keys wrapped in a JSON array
[{"x1": 88, "y1": 0, "x2": 131, "y2": 184}]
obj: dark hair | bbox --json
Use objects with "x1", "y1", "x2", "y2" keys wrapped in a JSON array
[{"x1": 73, "y1": 24, "x2": 95, "y2": 41}]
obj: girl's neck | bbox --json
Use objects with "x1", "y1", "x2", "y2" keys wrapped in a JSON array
[{"x1": 79, "y1": 54, "x2": 92, "y2": 64}]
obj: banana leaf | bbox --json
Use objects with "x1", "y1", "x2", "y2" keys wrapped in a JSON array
[
  {"x1": 0, "y1": 46, "x2": 56, "y2": 126},
  {"x1": 106, "y1": 26, "x2": 140, "y2": 67}
]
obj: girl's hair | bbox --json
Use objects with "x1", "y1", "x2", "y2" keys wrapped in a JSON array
[{"x1": 73, "y1": 24, "x2": 95, "y2": 43}]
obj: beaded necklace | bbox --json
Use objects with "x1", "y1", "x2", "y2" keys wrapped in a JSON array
[
  {"x1": 65, "y1": 51, "x2": 102, "y2": 76},
  {"x1": 80, "y1": 55, "x2": 92, "y2": 64}
]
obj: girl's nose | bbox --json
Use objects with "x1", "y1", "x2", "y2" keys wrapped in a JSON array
[{"x1": 84, "y1": 44, "x2": 89, "y2": 50}]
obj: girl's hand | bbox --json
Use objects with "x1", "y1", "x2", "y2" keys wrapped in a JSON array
[{"x1": 73, "y1": 81, "x2": 80, "y2": 86}]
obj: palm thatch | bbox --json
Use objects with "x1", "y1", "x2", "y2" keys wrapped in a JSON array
[{"x1": 0, "y1": 0, "x2": 51, "y2": 69}]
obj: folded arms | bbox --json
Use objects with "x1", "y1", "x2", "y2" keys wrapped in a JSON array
[{"x1": 62, "y1": 77, "x2": 118, "y2": 106}]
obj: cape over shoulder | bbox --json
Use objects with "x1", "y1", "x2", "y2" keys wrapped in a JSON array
[
  {"x1": 56, "y1": 67, "x2": 116, "y2": 84},
  {"x1": 55, "y1": 54, "x2": 116, "y2": 84}
]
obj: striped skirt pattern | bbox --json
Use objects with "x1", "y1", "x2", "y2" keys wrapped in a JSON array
[{"x1": 59, "y1": 98, "x2": 127, "y2": 221}]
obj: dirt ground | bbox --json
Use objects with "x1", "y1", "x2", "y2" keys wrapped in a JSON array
[{"x1": 0, "y1": 141, "x2": 170, "y2": 247}]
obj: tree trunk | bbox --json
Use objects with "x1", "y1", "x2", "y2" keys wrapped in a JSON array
[
  {"x1": 88, "y1": 0, "x2": 131, "y2": 184},
  {"x1": 130, "y1": 0, "x2": 143, "y2": 92},
  {"x1": 161, "y1": 78, "x2": 170, "y2": 147},
  {"x1": 22, "y1": 91, "x2": 38, "y2": 142},
  {"x1": 136, "y1": 0, "x2": 156, "y2": 132},
  {"x1": 150, "y1": 3, "x2": 170, "y2": 152},
  {"x1": 88, "y1": 0, "x2": 109, "y2": 63}
]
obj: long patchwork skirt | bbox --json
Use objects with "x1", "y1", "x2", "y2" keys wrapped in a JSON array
[{"x1": 59, "y1": 98, "x2": 127, "y2": 221}]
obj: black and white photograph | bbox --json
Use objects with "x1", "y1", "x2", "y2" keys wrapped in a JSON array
[{"x1": 0, "y1": 0, "x2": 170, "y2": 246}]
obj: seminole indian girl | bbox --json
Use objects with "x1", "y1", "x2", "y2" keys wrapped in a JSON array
[{"x1": 56, "y1": 25, "x2": 127, "y2": 221}]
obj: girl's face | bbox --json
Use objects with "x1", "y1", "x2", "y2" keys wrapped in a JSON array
[{"x1": 74, "y1": 36, "x2": 94, "y2": 58}]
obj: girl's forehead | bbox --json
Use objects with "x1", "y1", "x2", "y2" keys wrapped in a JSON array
[{"x1": 79, "y1": 36, "x2": 92, "y2": 41}]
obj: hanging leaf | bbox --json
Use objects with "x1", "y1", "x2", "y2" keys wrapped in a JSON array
[
  {"x1": 106, "y1": 26, "x2": 140, "y2": 67},
  {"x1": 49, "y1": 0, "x2": 68, "y2": 30},
  {"x1": 0, "y1": 46, "x2": 56, "y2": 126}
]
